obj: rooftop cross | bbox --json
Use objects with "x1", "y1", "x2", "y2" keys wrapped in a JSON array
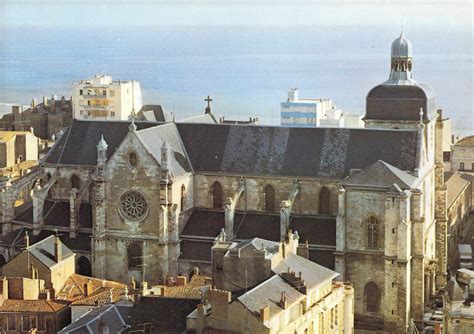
[{"x1": 204, "y1": 95, "x2": 213, "y2": 114}]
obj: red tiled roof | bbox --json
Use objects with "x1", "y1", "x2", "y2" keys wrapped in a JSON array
[
  {"x1": 0, "y1": 299, "x2": 68, "y2": 313},
  {"x1": 56, "y1": 274, "x2": 126, "y2": 303}
]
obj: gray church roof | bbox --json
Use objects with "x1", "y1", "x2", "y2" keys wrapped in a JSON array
[
  {"x1": 344, "y1": 160, "x2": 418, "y2": 190},
  {"x1": 43, "y1": 120, "x2": 159, "y2": 166},
  {"x1": 136, "y1": 123, "x2": 192, "y2": 174},
  {"x1": 176, "y1": 123, "x2": 419, "y2": 178},
  {"x1": 365, "y1": 83, "x2": 436, "y2": 122}
]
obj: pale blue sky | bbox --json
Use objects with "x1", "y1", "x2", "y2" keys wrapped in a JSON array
[{"x1": 1, "y1": 0, "x2": 472, "y2": 28}]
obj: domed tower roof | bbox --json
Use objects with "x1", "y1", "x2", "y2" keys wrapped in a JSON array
[
  {"x1": 364, "y1": 33, "x2": 437, "y2": 123},
  {"x1": 391, "y1": 32, "x2": 413, "y2": 58}
]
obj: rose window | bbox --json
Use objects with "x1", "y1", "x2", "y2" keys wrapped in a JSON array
[{"x1": 119, "y1": 190, "x2": 148, "y2": 221}]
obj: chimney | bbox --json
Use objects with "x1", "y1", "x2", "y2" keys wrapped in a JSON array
[
  {"x1": 54, "y1": 236, "x2": 62, "y2": 263},
  {"x1": 278, "y1": 291, "x2": 288, "y2": 309},
  {"x1": 31, "y1": 98, "x2": 37, "y2": 107},
  {"x1": 42, "y1": 96, "x2": 48, "y2": 106},
  {"x1": 84, "y1": 280, "x2": 93, "y2": 297},
  {"x1": 260, "y1": 305, "x2": 270, "y2": 322},
  {"x1": 48, "y1": 288, "x2": 55, "y2": 300},
  {"x1": 129, "y1": 276, "x2": 136, "y2": 290}
]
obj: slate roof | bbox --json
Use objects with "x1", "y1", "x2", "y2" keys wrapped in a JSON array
[
  {"x1": 445, "y1": 172, "x2": 473, "y2": 209},
  {"x1": 179, "y1": 209, "x2": 337, "y2": 268},
  {"x1": 0, "y1": 227, "x2": 91, "y2": 253},
  {"x1": 180, "y1": 240, "x2": 213, "y2": 262},
  {"x1": 43, "y1": 119, "x2": 159, "y2": 166},
  {"x1": 176, "y1": 124, "x2": 418, "y2": 178},
  {"x1": 27, "y1": 235, "x2": 74, "y2": 268},
  {"x1": 344, "y1": 160, "x2": 418, "y2": 190},
  {"x1": 289, "y1": 216, "x2": 336, "y2": 245},
  {"x1": 136, "y1": 123, "x2": 191, "y2": 175},
  {"x1": 238, "y1": 275, "x2": 304, "y2": 318},
  {"x1": 365, "y1": 83, "x2": 436, "y2": 121},
  {"x1": 273, "y1": 253, "x2": 338, "y2": 288},
  {"x1": 137, "y1": 104, "x2": 168, "y2": 122},
  {"x1": 58, "y1": 303, "x2": 132, "y2": 334},
  {"x1": 15, "y1": 200, "x2": 92, "y2": 228},
  {"x1": 127, "y1": 296, "x2": 200, "y2": 333},
  {"x1": 0, "y1": 299, "x2": 69, "y2": 313}
]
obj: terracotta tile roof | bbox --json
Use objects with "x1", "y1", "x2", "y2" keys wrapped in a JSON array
[
  {"x1": 70, "y1": 286, "x2": 128, "y2": 306},
  {"x1": 56, "y1": 274, "x2": 126, "y2": 303},
  {"x1": 0, "y1": 299, "x2": 68, "y2": 313},
  {"x1": 153, "y1": 275, "x2": 211, "y2": 299}
]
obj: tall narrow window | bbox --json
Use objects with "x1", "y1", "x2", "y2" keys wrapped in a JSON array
[
  {"x1": 127, "y1": 242, "x2": 142, "y2": 270},
  {"x1": 364, "y1": 282, "x2": 381, "y2": 313},
  {"x1": 319, "y1": 187, "x2": 331, "y2": 215},
  {"x1": 129, "y1": 152, "x2": 138, "y2": 168},
  {"x1": 212, "y1": 181, "x2": 223, "y2": 209},
  {"x1": 460, "y1": 162, "x2": 465, "y2": 171},
  {"x1": 366, "y1": 216, "x2": 380, "y2": 249},
  {"x1": 180, "y1": 185, "x2": 186, "y2": 211},
  {"x1": 264, "y1": 184, "x2": 275, "y2": 211},
  {"x1": 70, "y1": 174, "x2": 80, "y2": 190}
]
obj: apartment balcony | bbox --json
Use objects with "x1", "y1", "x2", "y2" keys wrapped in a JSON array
[
  {"x1": 84, "y1": 94, "x2": 107, "y2": 100},
  {"x1": 83, "y1": 104, "x2": 108, "y2": 110}
]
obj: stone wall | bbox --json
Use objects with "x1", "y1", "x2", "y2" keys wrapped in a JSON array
[{"x1": 193, "y1": 174, "x2": 339, "y2": 215}]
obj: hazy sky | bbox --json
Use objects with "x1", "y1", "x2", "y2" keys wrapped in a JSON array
[{"x1": 1, "y1": 0, "x2": 472, "y2": 29}]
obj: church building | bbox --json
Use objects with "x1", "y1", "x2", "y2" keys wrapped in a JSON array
[{"x1": 0, "y1": 34, "x2": 450, "y2": 332}]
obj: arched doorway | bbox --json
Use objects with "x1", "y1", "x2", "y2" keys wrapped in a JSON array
[{"x1": 76, "y1": 256, "x2": 92, "y2": 276}]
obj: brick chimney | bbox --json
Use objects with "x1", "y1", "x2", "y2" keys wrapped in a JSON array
[{"x1": 54, "y1": 236, "x2": 62, "y2": 263}]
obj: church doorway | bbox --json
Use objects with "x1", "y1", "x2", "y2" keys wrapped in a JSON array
[{"x1": 77, "y1": 256, "x2": 92, "y2": 276}]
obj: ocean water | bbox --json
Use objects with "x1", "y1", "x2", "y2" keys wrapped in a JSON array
[{"x1": 0, "y1": 25, "x2": 472, "y2": 135}]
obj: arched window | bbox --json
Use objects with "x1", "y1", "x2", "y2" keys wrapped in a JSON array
[
  {"x1": 180, "y1": 185, "x2": 186, "y2": 211},
  {"x1": 394, "y1": 60, "x2": 399, "y2": 71},
  {"x1": 128, "y1": 242, "x2": 142, "y2": 270},
  {"x1": 76, "y1": 256, "x2": 92, "y2": 276},
  {"x1": 264, "y1": 184, "x2": 275, "y2": 211},
  {"x1": 128, "y1": 152, "x2": 138, "y2": 168},
  {"x1": 70, "y1": 174, "x2": 81, "y2": 190},
  {"x1": 211, "y1": 182, "x2": 223, "y2": 209},
  {"x1": 366, "y1": 216, "x2": 380, "y2": 249},
  {"x1": 364, "y1": 282, "x2": 381, "y2": 313},
  {"x1": 319, "y1": 187, "x2": 331, "y2": 215}
]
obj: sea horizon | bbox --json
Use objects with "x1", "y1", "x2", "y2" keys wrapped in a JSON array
[{"x1": 1, "y1": 25, "x2": 472, "y2": 136}]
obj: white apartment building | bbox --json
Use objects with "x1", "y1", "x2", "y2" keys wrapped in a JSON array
[
  {"x1": 72, "y1": 75, "x2": 142, "y2": 120},
  {"x1": 280, "y1": 88, "x2": 363, "y2": 128}
]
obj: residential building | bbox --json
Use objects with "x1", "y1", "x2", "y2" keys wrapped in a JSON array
[
  {"x1": 445, "y1": 172, "x2": 473, "y2": 272},
  {"x1": 187, "y1": 231, "x2": 354, "y2": 333},
  {"x1": 72, "y1": 74, "x2": 142, "y2": 120},
  {"x1": 451, "y1": 136, "x2": 474, "y2": 173},
  {"x1": 280, "y1": 88, "x2": 363, "y2": 128},
  {"x1": 0, "y1": 276, "x2": 70, "y2": 334},
  {"x1": 0, "y1": 96, "x2": 72, "y2": 140},
  {"x1": 2, "y1": 235, "x2": 75, "y2": 292},
  {"x1": 0, "y1": 130, "x2": 38, "y2": 169}
]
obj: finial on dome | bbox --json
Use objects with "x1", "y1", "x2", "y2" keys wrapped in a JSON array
[
  {"x1": 129, "y1": 117, "x2": 137, "y2": 132},
  {"x1": 97, "y1": 134, "x2": 108, "y2": 150}
]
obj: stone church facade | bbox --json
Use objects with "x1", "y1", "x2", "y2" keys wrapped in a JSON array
[{"x1": 0, "y1": 34, "x2": 453, "y2": 332}]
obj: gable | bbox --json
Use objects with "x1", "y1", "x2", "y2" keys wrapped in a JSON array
[{"x1": 43, "y1": 120, "x2": 159, "y2": 166}]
